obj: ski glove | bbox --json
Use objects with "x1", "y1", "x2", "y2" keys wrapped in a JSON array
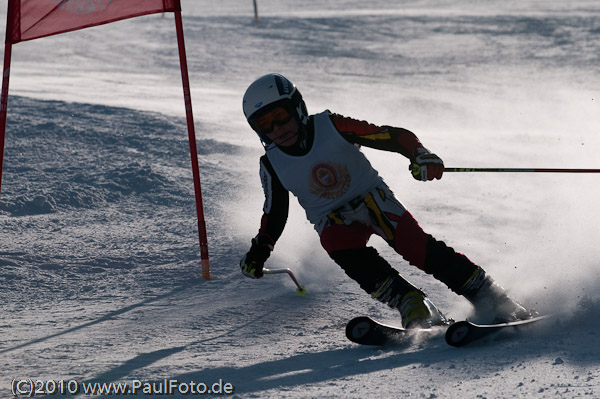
[
  {"x1": 409, "y1": 147, "x2": 444, "y2": 181},
  {"x1": 240, "y1": 235, "x2": 274, "y2": 279}
]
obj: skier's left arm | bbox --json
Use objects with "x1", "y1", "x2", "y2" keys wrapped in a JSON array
[{"x1": 329, "y1": 112, "x2": 444, "y2": 181}]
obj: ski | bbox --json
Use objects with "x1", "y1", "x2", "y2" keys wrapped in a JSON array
[
  {"x1": 445, "y1": 314, "x2": 550, "y2": 347},
  {"x1": 345, "y1": 316, "x2": 445, "y2": 346}
]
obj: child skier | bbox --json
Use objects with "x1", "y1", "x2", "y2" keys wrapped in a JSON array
[{"x1": 240, "y1": 73, "x2": 531, "y2": 328}]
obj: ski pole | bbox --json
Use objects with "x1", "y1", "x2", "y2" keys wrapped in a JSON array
[
  {"x1": 444, "y1": 168, "x2": 600, "y2": 173},
  {"x1": 263, "y1": 267, "x2": 307, "y2": 296}
]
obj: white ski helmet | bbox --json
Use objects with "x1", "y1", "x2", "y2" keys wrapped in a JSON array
[{"x1": 243, "y1": 73, "x2": 308, "y2": 145}]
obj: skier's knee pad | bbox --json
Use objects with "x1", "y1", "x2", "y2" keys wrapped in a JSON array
[{"x1": 424, "y1": 236, "x2": 480, "y2": 293}]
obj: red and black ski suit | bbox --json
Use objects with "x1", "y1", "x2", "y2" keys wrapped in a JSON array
[{"x1": 255, "y1": 111, "x2": 481, "y2": 302}]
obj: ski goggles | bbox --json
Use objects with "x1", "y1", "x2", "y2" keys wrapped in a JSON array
[{"x1": 251, "y1": 106, "x2": 293, "y2": 134}]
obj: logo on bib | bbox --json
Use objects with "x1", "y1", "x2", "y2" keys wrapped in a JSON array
[{"x1": 309, "y1": 163, "x2": 351, "y2": 199}]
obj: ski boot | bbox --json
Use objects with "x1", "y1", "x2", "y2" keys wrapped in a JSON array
[
  {"x1": 398, "y1": 290, "x2": 448, "y2": 329},
  {"x1": 460, "y1": 268, "x2": 534, "y2": 323},
  {"x1": 370, "y1": 275, "x2": 448, "y2": 329}
]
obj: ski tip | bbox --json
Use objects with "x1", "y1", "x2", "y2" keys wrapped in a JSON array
[
  {"x1": 345, "y1": 317, "x2": 376, "y2": 344},
  {"x1": 345, "y1": 316, "x2": 395, "y2": 346},
  {"x1": 445, "y1": 321, "x2": 472, "y2": 347}
]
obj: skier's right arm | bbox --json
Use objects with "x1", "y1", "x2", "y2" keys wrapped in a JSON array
[{"x1": 240, "y1": 156, "x2": 289, "y2": 279}]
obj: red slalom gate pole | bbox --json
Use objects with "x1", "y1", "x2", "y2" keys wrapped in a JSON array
[
  {"x1": 174, "y1": 6, "x2": 210, "y2": 280},
  {"x1": 0, "y1": 42, "x2": 12, "y2": 201},
  {"x1": 445, "y1": 168, "x2": 600, "y2": 173}
]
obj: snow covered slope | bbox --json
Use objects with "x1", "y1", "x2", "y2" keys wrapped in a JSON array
[{"x1": 1, "y1": 1, "x2": 599, "y2": 398}]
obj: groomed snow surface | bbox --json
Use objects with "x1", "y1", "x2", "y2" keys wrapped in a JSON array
[{"x1": 1, "y1": 1, "x2": 600, "y2": 398}]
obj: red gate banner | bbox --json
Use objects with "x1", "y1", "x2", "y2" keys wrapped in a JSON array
[{"x1": 6, "y1": 0, "x2": 180, "y2": 44}]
